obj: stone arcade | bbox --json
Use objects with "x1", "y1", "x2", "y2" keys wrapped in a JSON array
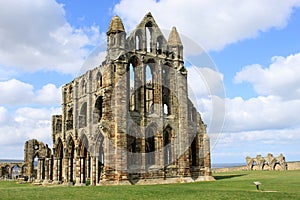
[
  {"x1": 246, "y1": 153, "x2": 287, "y2": 171},
  {"x1": 23, "y1": 13, "x2": 214, "y2": 185}
]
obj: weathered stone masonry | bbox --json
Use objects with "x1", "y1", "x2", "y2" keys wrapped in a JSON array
[{"x1": 23, "y1": 12, "x2": 214, "y2": 185}]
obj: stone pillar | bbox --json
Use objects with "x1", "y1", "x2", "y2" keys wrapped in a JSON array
[
  {"x1": 158, "y1": 136, "x2": 164, "y2": 168},
  {"x1": 91, "y1": 156, "x2": 96, "y2": 186},
  {"x1": 37, "y1": 159, "x2": 40, "y2": 180},
  {"x1": 37, "y1": 158, "x2": 45, "y2": 181},
  {"x1": 57, "y1": 158, "x2": 62, "y2": 182},
  {"x1": 63, "y1": 157, "x2": 69, "y2": 183},
  {"x1": 75, "y1": 157, "x2": 81, "y2": 185},
  {"x1": 176, "y1": 68, "x2": 189, "y2": 177},
  {"x1": 141, "y1": 137, "x2": 146, "y2": 173},
  {"x1": 44, "y1": 158, "x2": 49, "y2": 181},
  {"x1": 49, "y1": 157, "x2": 53, "y2": 180},
  {"x1": 68, "y1": 158, "x2": 72, "y2": 183},
  {"x1": 87, "y1": 155, "x2": 90, "y2": 179},
  {"x1": 155, "y1": 135, "x2": 159, "y2": 166},
  {"x1": 80, "y1": 157, "x2": 85, "y2": 184},
  {"x1": 53, "y1": 158, "x2": 58, "y2": 182},
  {"x1": 203, "y1": 134, "x2": 212, "y2": 177},
  {"x1": 95, "y1": 157, "x2": 99, "y2": 184}
]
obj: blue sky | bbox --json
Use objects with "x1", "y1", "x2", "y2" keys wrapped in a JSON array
[{"x1": 1, "y1": 0, "x2": 300, "y2": 164}]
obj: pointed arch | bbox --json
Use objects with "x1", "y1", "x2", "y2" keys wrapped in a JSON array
[
  {"x1": 54, "y1": 137, "x2": 63, "y2": 182},
  {"x1": 191, "y1": 137, "x2": 197, "y2": 167},
  {"x1": 156, "y1": 35, "x2": 164, "y2": 54},
  {"x1": 145, "y1": 123, "x2": 157, "y2": 166},
  {"x1": 79, "y1": 133, "x2": 89, "y2": 156},
  {"x1": 96, "y1": 72, "x2": 102, "y2": 90},
  {"x1": 66, "y1": 107, "x2": 73, "y2": 130},
  {"x1": 162, "y1": 62, "x2": 171, "y2": 85},
  {"x1": 145, "y1": 59, "x2": 156, "y2": 114},
  {"x1": 94, "y1": 131, "x2": 105, "y2": 183},
  {"x1": 55, "y1": 138, "x2": 63, "y2": 158},
  {"x1": 81, "y1": 79, "x2": 87, "y2": 94},
  {"x1": 162, "y1": 87, "x2": 171, "y2": 115},
  {"x1": 65, "y1": 136, "x2": 75, "y2": 182},
  {"x1": 127, "y1": 125, "x2": 142, "y2": 166},
  {"x1": 93, "y1": 96, "x2": 103, "y2": 124},
  {"x1": 78, "y1": 133, "x2": 90, "y2": 184},
  {"x1": 127, "y1": 56, "x2": 141, "y2": 112},
  {"x1": 135, "y1": 29, "x2": 143, "y2": 51},
  {"x1": 163, "y1": 125, "x2": 173, "y2": 166},
  {"x1": 79, "y1": 102, "x2": 87, "y2": 128},
  {"x1": 145, "y1": 21, "x2": 153, "y2": 52}
]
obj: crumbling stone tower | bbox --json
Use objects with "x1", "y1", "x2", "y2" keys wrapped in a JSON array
[{"x1": 33, "y1": 12, "x2": 213, "y2": 185}]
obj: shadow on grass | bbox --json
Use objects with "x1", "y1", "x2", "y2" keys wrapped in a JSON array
[{"x1": 214, "y1": 174, "x2": 247, "y2": 180}]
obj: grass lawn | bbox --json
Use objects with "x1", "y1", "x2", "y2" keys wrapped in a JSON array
[{"x1": 0, "y1": 170, "x2": 299, "y2": 200}]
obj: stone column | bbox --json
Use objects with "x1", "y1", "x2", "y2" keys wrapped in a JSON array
[
  {"x1": 80, "y1": 157, "x2": 85, "y2": 184},
  {"x1": 154, "y1": 135, "x2": 159, "y2": 166},
  {"x1": 87, "y1": 155, "x2": 90, "y2": 179},
  {"x1": 36, "y1": 159, "x2": 40, "y2": 180},
  {"x1": 53, "y1": 158, "x2": 58, "y2": 182},
  {"x1": 141, "y1": 137, "x2": 145, "y2": 173},
  {"x1": 75, "y1": 157, "x2": 81, "y2": 185},
  {"x1": 91, "y1": 156, "x2": 96, "y2": 186},
  {"x1": 57, "y1": 158, "x2": 61, "y2": 182},
  {"x1": 95, "y1": 157, "x2": 99, "y2": 184},
  {"x1": 49, "y1": 157, "x2": 53, "y2": 180},
  {"x1": 68, "y1": 157, "x2": 73, "y2": 183},
  {"x1": 114, "y1": 62, "x2": 128, "y2": 181},
  {"x1": 203, "y1": 134, "x2": 212, "y2": 177},
  {"x1": 36, "y1": 158, "x2": 45, "y2": 181},
  {"x1": 176, "y1": 68, "x2": 189, "y2": 177},
  {"x1": 63, "y1": 157, "x2": 68, "y2": 183},
  {"x1": 158, "y1": 136, "x2": 164, "y2": 168},
  {"x1": 44, "y1": 158, "x2": 49, "y2": 181}
]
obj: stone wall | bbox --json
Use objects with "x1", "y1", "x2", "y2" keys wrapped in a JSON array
[{"x1": 212, "y1": 161, "x2": 300, "y2": 173}]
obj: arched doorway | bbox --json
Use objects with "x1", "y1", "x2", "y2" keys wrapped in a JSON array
[
  {"x1": 145, "y1": 123, "x2": 156, "y2": 167},
  {"x1": 54, "y1": 138, "x2": 63, "y2": 182},
  {"x1": 78, "y1": 134, "x2": 90, "y2": 184},
  {"x1": 94, "y1": 132, "x2": 104, "y2": 184},
  {"x1": 65, "y1": 136, "x2": 75, "y2": 183},
  {"x1": 11, "y1": 165, "x2": 21, "y2": 179}
]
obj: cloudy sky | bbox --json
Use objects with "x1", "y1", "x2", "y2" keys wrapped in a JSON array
[{"x1": 0, "y1": 0, "x2": 300, "y2": 163}]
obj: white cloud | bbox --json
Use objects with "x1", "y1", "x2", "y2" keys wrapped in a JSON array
[
  {"x1": 0, "y1": 107, "x2": 10, "y2": 125},
  {"x1": 114, "y1": 0, "x2": 300, "y2": 51},
  {"x1": 234, "y1": 52, "x2": 300, "y2": 100},
  {"x1": 0, "y1": 79, "x2": 34, "y2": 105},
  {"x1": 36, "y1": 84, "x2": 62, "y2": 105},
  {"x1": 0, "y1": 106, "x2": 61, "y2": 158},
  {"x1": 188, "y1": 66, "x2": 224, "y2": 99},
  {"x1": 0, "y1": 79, "x2": 61, "y2": 106},
  {"x1": 0, "y1": 0, "x2": 101, "y2": 74},
  {"x1": 212, "y1": 51, "x2": 300, "y2": 162},
  {"x1": 224, "y1": 95, "x2": 300, "y2": 132},
  {"x1": 212, "y1": 127, "x2": 300, "y2": 162}
]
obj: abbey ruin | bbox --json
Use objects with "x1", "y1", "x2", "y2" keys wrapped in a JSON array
[
  {"x1": 246, "y1": 153, "x2": 287, "y2": 171},
  {"x1": 19, "y1": 13, "x2": 213, "y2": 185}
]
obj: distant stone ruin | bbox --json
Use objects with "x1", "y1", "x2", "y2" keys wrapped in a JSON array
[
  {"x1": 246, "y1": 153, "x2": 287, "y2": 170},
  {"x1": 0, "y1": 139, "x2": 51, "y2": 181},
  {"x1": 0, "y1": 162, "x2": 25, "y2": 180}
]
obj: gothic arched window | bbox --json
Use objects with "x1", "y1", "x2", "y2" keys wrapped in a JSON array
[{"x1": 79, "y1": 102, "x2": 87, "y2": 128}]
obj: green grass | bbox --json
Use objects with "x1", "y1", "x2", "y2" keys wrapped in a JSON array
[{"x1": 0, "y1": 170, "x2": 299, "y2": 200}]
